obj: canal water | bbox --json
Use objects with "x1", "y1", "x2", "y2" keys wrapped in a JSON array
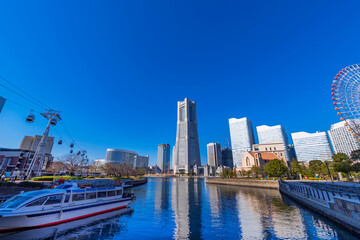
[{"x1": 1, "y1": 177, "x2": 358, "y2": 240}]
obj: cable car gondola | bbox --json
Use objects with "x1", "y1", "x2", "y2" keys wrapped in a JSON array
[
  {"x1": 26, "y1": 112, "x2": 35, "y2": 123},
  {"x1": 70, "y1": 143, "x2": 74, "y2": 148},
  {"x1": 58, "y1": 138, "x2": 62, "y2": 145},
  {"x1": 50, "y1": 118, "x2": 57, "y2": 126},
  {"x1": 70, "y1": 150, "x2": 73, "y2": 154}
]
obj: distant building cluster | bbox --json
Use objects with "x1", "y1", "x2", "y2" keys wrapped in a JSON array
[{"x1": 228, "y1": 117, "x2": 360, "y2": 171}]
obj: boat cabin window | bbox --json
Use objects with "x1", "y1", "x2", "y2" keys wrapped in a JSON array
[
  {"x1": 116, "y1": 190, "x2": 123, "y2": 196},
  {"x1": 55, "y1": 184, "x2": 73, "y2": 189},
  {"x1": 98, "y1": 191, "x2": 107, "y2": 198},
  {"x1": 86, "y1": 192, "x2": 96, "y2": 199},
  {"x1": 72, "y1": 193, "x2": 85, "y2": 201},
  {"x1": 64, "y1": 194, "x2": 70, "y2": 203},
  {"x1": 26, "y1": 197, "x2": 48, "y2": 207},
  {"x1": 0, "y1": 196, "x2": 33, "y2": 209},
  {"x1": 108, "y1": 191, "x2": 115, "y2": 197},
  {"x1": 44, "y1": 195, "x2": 62, "y2": 205}
]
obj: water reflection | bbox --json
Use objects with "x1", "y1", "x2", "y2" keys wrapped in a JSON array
[
  {"x1": 1, "y1": 178, "x2": 358, "y2": 240},
  {"x1": 0, "y1": 208, "x2": 133, "y2": 240},
  {"x1": 171, "y1": 178, "x2": 203, "y2": 240}
]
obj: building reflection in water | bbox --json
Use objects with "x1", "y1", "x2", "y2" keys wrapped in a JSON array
[{"x1": 171, "y1": 178, "x2": 203, "y2": 240}]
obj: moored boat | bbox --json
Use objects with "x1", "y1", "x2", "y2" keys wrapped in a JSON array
[{"x1": 0, "y1": 179, "x2": 135, "y2": 232}]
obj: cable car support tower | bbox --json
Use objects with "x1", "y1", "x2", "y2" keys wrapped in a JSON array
[{"x1": 25, "y1": 110, "x2": 61, "y2": 178}]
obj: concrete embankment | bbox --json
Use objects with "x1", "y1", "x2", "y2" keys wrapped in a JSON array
[
  {"x1": 132, "y1": 178, "x2": 147, "y2": 187},
  {"x1": 206, "y1": 178, "x2": 279, "y2": 189},
  {"x1": 279, "y1": 181, "x2": 360, "y2": 236}
]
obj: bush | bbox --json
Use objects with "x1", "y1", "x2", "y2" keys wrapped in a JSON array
[
  {"x1": 32, "y1": 175, "x2": 83, "y2": 181},
  {"x1": 308, "y1": 177, "x2": 324, "y2": 180}
]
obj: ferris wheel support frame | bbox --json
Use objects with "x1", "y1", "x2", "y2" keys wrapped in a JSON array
[{"x1": 25, "y1": 110, "x2": 61, "y2": 178}]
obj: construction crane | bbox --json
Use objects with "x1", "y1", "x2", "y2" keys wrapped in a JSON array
[{"x1": 225, "y1": 137, "x2": 231, "y2": 148}]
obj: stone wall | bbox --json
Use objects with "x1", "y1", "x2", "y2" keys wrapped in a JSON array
[{"x1": 206, "y1": 178, "x2": 279, "y2": 189}]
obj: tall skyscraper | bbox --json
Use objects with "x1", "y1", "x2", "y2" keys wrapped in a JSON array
[
  {"x1": 291, "y1": 131, "x2": 333, "y2": 162},
  {"x1": 328, "y1": 121, "x2": 360, "y2": 156},
  {"x1": 173, "y1": 98, "x2": 201, "y2": 174},
  {"x1": 256, "y1": 125, "x2": 291, "y2": 162},
  {"x1": 0, "y1": 96, "x2": 5, "y2": 115},
  {"x1": 207, "y1": 143, "x2": 222, "y2": 167},
  {"x1": 229, "y1": 117, "x2": 255, "y2": 169},
  {"x1": 157, "y1": 144, "x2": 171, "y2": 173}
]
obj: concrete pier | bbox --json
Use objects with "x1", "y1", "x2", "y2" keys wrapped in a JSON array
[
  {"x1": 279, "y1": 181, "x2": 360, "y2": 236},
  {"x1": 206, "y1": 178, "x2": 279, "y2": 189}
]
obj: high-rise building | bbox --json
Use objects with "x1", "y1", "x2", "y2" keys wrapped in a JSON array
[
  {"x1": 157, "y1": 144, "x2": 171, "y2": 173},
  {"x1": 173, "y1": 98, "x2": 201, "y2": 174},
  {"x1": 221, "y1": 147, "x2": 233, "y2": 169},
  {"x1": 20, "y1": 135, "x2": 54, "y2": 155},
  {"x1": 328, "y1": 121, "x2": 360, "y2": 156},
  {"x1": 256, "y1": 125, "x2": 291, "y2": 162},
  {"x1": 291, "y1": 131, "x2": 333, "y2": 162},
  {"x1": 0, "y1": 96, "x2": 5, "y2": 114},
  {"x1": 135, "y1": 155, "x2": 149, "y2": 169},
  {"x1": 207, "y1": 143, "x2": 221, "y2": 167},
  {"x1": 229, "y1": 117, "x2": 255, "y2": 169}
]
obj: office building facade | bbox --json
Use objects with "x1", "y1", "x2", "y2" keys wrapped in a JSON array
[
  {"x1": 221, "y1": 147, "x2": 234, "y2": 169},
  {"x1": 229, "y1": 117, "x2": 255, "y2": 169},
  {"x1": 256, "y1": 125, "x2": 291, "y2": 162},
  {"x1": 173, "y1": 98, "x2": 201, "y2": 174},
  {"x1": 328, "y1": 121, "x2": 360, "y2": 156},
  {"x1": 207, "y1": 143, "x2": 222, "y2": 167},
  {"x1": 0, "y1": 96, "x2": 5, "y2": 115},
  {"x1": 135, "y1": 155, "x2": 149, "y2": 169},
  {"x1": 157, "y1": 144, "x2": 171, "y2": 173},
  {"x1": 291, "y1": 131, "x2": 333, "y2": 162}
]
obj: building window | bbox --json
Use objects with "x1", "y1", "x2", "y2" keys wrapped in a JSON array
[
  {"x1": 180, "y1": 107, "x2": 185, "y2": 121},
  {"x1": 274, "y1": 147, "x2": 276, "y2": 150},
  {"x1": 270, "y1": 147, "x2": 272, "y2": 150},
  {"x1": 265, "y1": 148, "x2": 267, "y2": 151}
]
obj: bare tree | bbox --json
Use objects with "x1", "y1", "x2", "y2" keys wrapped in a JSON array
[
  {"x1": 58, "y1": 154, "x2": 89, "y2": 176},
  {"x1": 46, "y1": 162, "x2": 65, "y2": 176}
]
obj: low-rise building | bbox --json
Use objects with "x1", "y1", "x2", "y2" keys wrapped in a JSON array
[
  {"x1": 241, "y1": 151, "x2": 280, "y2": 171},
  {"x1": 252, "y1": 142, "x2": 288, "y2": 165}
]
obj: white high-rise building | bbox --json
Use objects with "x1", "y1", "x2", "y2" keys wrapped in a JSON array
[
  {"x1": 256, "y1": 125, "x2": 291, "y2": 162},
  {"x1": 207, "y1": 143, "x2": 222, "y2": 167},
  {"x1": 229, "y1": 117, "x2": 255, "y2": 169},
  {"x1": 291, "y1": 131, "x2": 333, "y2": 162},
  {"x1": 328, "y1": 121, "x2": 360, "y2": 156},
  {"x1": 173, "y1": 98, "x2": 201, "y2": 174}
]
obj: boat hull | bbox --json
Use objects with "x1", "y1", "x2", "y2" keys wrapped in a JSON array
[{"x1": 0, "y1": 198, "x2": 132, "y2": 232}]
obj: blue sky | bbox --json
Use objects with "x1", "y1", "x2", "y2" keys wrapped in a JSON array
[{"x1": 0, "y1": 0, "x2": 359, "y2": 166}]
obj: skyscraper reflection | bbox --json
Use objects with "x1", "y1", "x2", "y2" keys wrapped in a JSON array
[{"x1": 171, "y1": 178, "x2": 203, "y2": 240}]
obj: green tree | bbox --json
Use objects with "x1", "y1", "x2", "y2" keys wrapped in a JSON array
[
  {"x1": 290, "y1": 158, "x2": 303, "y2": 177},
  {"x1": 332, "y1": 153, "x2": 353, "y2": 177},
  {"x1": 308, "y1": 160, "x2": 326, "y2": 177},
  {"x1": 251, "y1": 166, "x2": 262, "y2": 178},
  {"x1": 264, "y1": 159, "x2": 289, "y2": 177}
]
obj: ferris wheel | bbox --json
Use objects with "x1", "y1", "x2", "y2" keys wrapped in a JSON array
[{"x1": 332, "y1": 64, "x2": 360, "y2": 141}]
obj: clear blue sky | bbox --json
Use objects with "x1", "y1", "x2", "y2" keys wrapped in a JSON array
[{"x1": 0, "y1": 0, "x2": 359, "y2": 166}]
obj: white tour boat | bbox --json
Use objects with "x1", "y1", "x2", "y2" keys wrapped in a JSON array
[{"x1": 0, "y1": 179, "x2": 135, "y2": 232}]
